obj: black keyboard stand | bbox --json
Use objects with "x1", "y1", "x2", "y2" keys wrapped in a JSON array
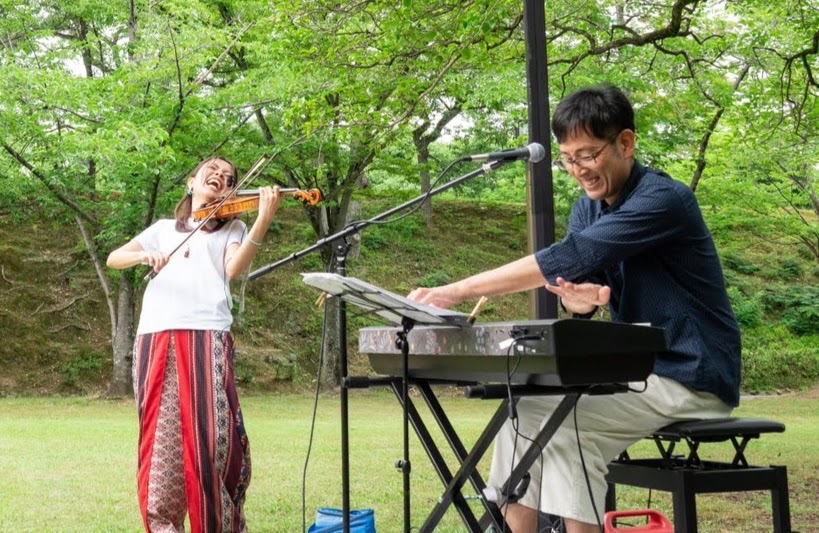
[{"x1": 346, "y1": 375, "x2": 630, "y2": 532}]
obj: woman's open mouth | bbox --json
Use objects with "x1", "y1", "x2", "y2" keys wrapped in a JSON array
[{"x1": 205, "y1": 177, "x2": 224, "y2": 192}]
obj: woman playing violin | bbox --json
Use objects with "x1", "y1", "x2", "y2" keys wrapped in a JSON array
[{"x1": 106, "y1": 156, "x2": 280, "y2": 533}]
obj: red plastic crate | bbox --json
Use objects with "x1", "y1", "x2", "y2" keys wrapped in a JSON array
[{"x1": 603, "y1": 509, "x2": 673, "y2": 533}]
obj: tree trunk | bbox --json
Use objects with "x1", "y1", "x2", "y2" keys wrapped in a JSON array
[
  {"x1": 107, "y1": 276, "x2": 135, "y2": 397},
  {"x1": 412, "y1": 104, "x2": 462, "y2": 225},
  {"x1": 417, "y1": 143, "x2": 433, "y2": 223},
  {"x1": 236, "y1": 271, "x2": 249, "y2": 322},
  {"x1": 319, "y1": 296, "x2": 342, "y2": 391},
  {"x1": 346, "y1": 200, "x2": 362, "y2": 259},
  {"x1": 690, "y1": 64, "x2": 749, "y2": 192},
  {"x1": 317, "y1": 211, "x2": 352, "y2": 390},
  {"x1": 70, "y1": 211, "x2": 134, "y2": 397}
]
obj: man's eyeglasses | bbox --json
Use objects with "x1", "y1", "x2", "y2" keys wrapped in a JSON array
[{"x1": 553, "y1": 138, "x2": 615, "y2": 172}]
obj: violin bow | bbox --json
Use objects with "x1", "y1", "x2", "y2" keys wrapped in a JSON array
[{"x1": 143, "y1": 154, "x2": 270, "y2": 281}]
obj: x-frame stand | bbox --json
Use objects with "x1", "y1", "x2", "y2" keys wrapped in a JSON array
[
  {"x1": 389, "y1": 383, "x2": 595, "y2": 532},
  {"x1": 353, "y1": 371, "x2": 627, "y2": 532},
  {"x1": 426, "y1": 391, "x2": 581, "y2": 532}
]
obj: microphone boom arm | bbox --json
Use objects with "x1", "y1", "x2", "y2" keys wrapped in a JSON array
[{"x1": 248, "y1": 158, "x2": 513, "y2": 280}]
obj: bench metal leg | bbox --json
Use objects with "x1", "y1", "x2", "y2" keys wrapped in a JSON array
[
  {"x1": 605, "y1": 483, "x2": 617, "y2": 513},
  {"x1": 772, "y1": 465, "x2": 791, "y2": 533},
  {"x1": 671, "y1": 469, "x2": 697, "y2": 533}
]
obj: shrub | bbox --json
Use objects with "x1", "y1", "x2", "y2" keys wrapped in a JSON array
[
  {"x1": 776, "y1": 258, "x2": 803, "y2": 279},
  {"x1": 721, "y1": 252, "x2": 759, "y2": 275},
  {"x1": 741, "y1": 325, "x2": 819, "y2": 392},
  {"x1": 362, "y1": 229, "x2": 388, "y2": 251},
  {"x1": 417, "y1": 270, "x2": 452, "y2": 287},
  {"x1": 781, "y1": 307, "x2": 819, "y2": 335},
  {"x1": 60, "y1": 348, "x2": 106, "y2": 387},
  {"x1": 233, "y1": 355, "x2": 257, "y2": 386},
  {"x1": 723, "y1": 272, "x2": 752, "y2": 295},
  {"x1": 727, "y1": 287, "x2": 764, "y2": 328},
  {"x1": 796, "y1": 246, "x2": 814, "y2": 261},
  {"x1": 266, "y1": 220, "x2": 283, "y2": 234},
  {"x1": 762, "y1": 285, "x2": 819, "y2": 335}
]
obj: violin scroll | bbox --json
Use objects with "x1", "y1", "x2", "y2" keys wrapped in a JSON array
[{"x1": 291, "y1": 188, "x2": 321, "y2": 206}]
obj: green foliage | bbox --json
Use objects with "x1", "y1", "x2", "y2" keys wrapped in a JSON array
[
  {"x1": 781, "y1": 309, "x2": 819, "y2": 336},
  {"x1": 1, "y1": 0, "x2": 818, "y2": 398},
  {"x1": 232, "y1": 352, "x2": 296, "y2": 388},
  {"x1": 776, "y1": 258, "x2": 803, "y2": 279},
  {"x1": 266, "y1": 220, "x2": 283, "y2": 235},
  {"x1": 727, "y1": 287, "x2": 764, "y2": 328},
  {"x1": 722, "y1": 252, "x2": 760, "y2": 275},
  {"x1": 762, "y1": 286, "x2": 819, "y2": 335},
  {"x1": 59, "y1": 348, "x2": 106, "y2": 388},
  {"x1": 361, "y1": 231, "x2": 388, "y2": 251},
  {"x1": 359, "y1": 215, "x2": 424, "y2": 255},
  {"x1": 416, "y1": 270, "x2": 453, "y2": 287},
  {"x1": 741, "y1": 325, "x2": 819, "y2": 393}
]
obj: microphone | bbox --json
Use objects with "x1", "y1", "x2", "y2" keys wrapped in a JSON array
[{"x1": 463, "y1": 143, "x2": 546, "y2": 163}]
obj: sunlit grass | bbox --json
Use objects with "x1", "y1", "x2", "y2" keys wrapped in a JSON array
[{"x1": 0, "y1": 390, "x2": 816, "y2": 532}]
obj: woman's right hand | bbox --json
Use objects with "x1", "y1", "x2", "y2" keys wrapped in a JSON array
[{"x1": 141, "y1": 251, "x2": 169, "y2": 273}]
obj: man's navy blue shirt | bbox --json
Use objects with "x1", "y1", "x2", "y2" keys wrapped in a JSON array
[{"x1": 535, "y1": 161, "x2": 741, "y2": 406}]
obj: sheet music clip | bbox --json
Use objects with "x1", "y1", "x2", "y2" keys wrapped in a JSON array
[{"x1": 301, "y1": 273, "x2": 472, "y2": 327}]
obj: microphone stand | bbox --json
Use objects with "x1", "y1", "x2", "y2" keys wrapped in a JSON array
[{"x1": 248, "y1": 158, "x2": 514, "y2": 533}]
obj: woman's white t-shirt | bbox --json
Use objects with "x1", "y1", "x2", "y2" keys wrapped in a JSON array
[{"x1": 135, "y1": 218, "x2": 246, "y2": 334}]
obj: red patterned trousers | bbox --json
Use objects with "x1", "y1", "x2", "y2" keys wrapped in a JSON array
[{"x1": 133, "y1": 330, "x2": 251, "y2": 533}]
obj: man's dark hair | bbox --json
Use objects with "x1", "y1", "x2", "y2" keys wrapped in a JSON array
[{"x1": 551, "y1": 84, "x2": 635, "y2": 143}]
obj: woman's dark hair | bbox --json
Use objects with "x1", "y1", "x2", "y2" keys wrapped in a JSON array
[
  {"x1": 551, "y1": 84, "x2": 635, "y2": 143},
  {"x1": 174, "y1": 156, "x2": 238, "y2": 232}
]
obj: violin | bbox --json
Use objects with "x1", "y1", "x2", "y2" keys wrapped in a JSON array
[{"x1": 193, "y1": 188, "x2": 321, "y2": 220}]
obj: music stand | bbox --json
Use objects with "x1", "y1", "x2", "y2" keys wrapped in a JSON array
[
  {"x1": 302, "y1": 273, "x2": 471, "y2": 327},
  {"x1": 302, "y1": 273, "x2": 470, "y2": 532}
]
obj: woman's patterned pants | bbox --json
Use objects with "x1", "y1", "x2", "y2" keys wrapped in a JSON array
[{"x1": 133, "y1": 330, "x2": 251, "y2": 533}]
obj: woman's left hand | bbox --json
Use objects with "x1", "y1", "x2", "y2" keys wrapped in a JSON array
[{"x1": 256, "y1": 186, "x2": 281, "y2": 226}]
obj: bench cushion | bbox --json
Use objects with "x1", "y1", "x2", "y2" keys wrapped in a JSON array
[{"x1": 653, "y1": 417, "x2": 785, "y2": 442}]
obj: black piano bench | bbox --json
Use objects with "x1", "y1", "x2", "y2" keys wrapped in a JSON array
[{"x1": 605, "y1": 417, "x2": 791, "y2": 533}]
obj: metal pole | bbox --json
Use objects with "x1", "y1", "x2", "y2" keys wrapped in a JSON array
[
  {"x1": 335, "y1": 242, "x2": 351, "y2": 533},
  {"x1": 523, "y1": 0, "x2": 558, "y2": 319}
]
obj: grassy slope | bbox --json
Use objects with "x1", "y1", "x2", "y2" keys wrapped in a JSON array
[
  {"x1": 0, "y1": 194, "x2": 816, "y2": 395},
  {"x1": 0, "y1": 214, "x2": 111, "y2": 393}
]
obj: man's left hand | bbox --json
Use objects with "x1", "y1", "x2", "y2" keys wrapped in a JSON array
[{"x1": 545, "y1": 277, "x2": 610, "y2": 315}]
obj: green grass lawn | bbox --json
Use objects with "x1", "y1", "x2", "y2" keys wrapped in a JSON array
[{"x1": 0, "y1": 389, "x2": 816, "y2": 532}]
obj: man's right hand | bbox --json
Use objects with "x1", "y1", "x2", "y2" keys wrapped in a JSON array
[{"x1": 407, "y1": 285, "x2": 464, "y2": 309}]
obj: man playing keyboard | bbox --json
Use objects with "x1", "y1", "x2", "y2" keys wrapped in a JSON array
[{"x1": 408, "y1": 84, "x2": 741, "y2": 533}]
